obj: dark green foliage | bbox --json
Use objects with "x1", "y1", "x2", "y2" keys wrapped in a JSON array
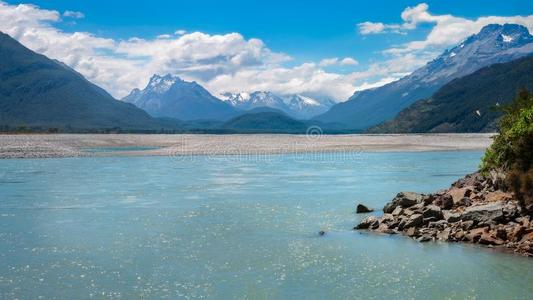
[
  {"x1": 223, "y1": 112, "x2": 309, "y2": 133},
  {"x1": 369, "y1": 56, "x2": 533, "y2": 133},
  {"x1": 0, "y1": 32, "x2": 161, "y2": 130},
  {"x1": 481, "y1": 89, "x2": 533, "y2": 210}
]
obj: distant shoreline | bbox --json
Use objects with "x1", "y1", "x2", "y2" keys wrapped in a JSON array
[{"x1": 0, "y1": 133, "x2": 493, "y2": 159}]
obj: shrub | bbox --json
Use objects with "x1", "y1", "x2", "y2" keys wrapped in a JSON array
[{"x1": 481, "y1": 89, "x2": 533, "y2": 211}]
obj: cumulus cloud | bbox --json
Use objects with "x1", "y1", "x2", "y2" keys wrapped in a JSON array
[
  {"x1": 340, "y1": 57, "x2": 358, "y2": 66},
  {"x1": 63, "y1": 10, "x2": 84, "y2": 19},
  {"x1": 319, "y1": 57, "x2": 358, "y2": 67},
  {"x1": 359, "y1": 2, "x2": 533, "y2": 57},
  {"x1": 1, "y1": 1, "x2": 531, "y2": 102}
]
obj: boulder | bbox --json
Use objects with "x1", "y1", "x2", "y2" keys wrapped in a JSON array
[
  {"x1": 457, "y1": 197, "x2": 473, "y2": 207},
  {"x1": 355, "y1": 216, "x2": 379, "y2": 230},
  {"x1": 485, "y1": 191, "x2": 512, "y2": 203},
  {"x1": 508, "y1": 225, "x2": 527, "y2": 242},
  {"x1": 404, "y1": 214, "x2": 423, "y2": 228},
  {"x1": 428, "y1": 220, "x2": 448, "y2": 230},
  {"x1": 356, "y1": 204, "x2": 374, "y2": 214},
  {"x1": 405, "y1": 227, "x2": 419, "y2": 237},
  {"x1": 437, "y1": 228, "x2": 451, "y2": 241},
  {"x1": 422, "y1": 205, "x2": 444, "y2": 220},
  {"x1": 495, "y1": 228, "x2": 507, "y2": 240},
  {"x1": 452, "y1": 172, "x2": 485, "y2": 189},
  {"x1": 479, "y1": 232, "x2": 505, "y2": 246},
  {"x1": 383, "y1": 192, "x2": 423, "y2": 213},
  {"x1": 461, "y1": 220, "x2": 475, "y2": 231},
  {"x1": 444, "y1": 211, "x2": 462, "y2": 223},
  {"x1": 448, "y1": 187, "x2": 472, "y2": 204},
  {"x1": 520, "y1": 231, "x2": 533, "y2": 243},
  {"x1": 460, "y1": 202, "x2": 505, "y2": 224},
  {"x1": 465, "y1": 227, "x2": 488, "y2": 243},
  {"x1": 391, "y1": 206, "x2": 403, "y2": 216},
  {"x1": 435, "y1": 194, "x2": 454, "y2": 210},
  {"x1": 417, "y1": 234, "x2": 433, "y2": 242}
]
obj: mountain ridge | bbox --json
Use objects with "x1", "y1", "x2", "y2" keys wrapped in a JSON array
[
  {"x1": 314, "y1": 24, "x2": 533, "y2": 130},
  {"x1": 0, "y1": 31, "x2": 162, "y2": 130},
  {"x1": 123, "y1": 74, "x2": 239, "y2": 121},
  {"x1": 368, "y1": 55, "x2": 533, "y2": 133}
]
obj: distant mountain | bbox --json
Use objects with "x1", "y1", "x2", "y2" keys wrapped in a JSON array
[
  {"x1": 221, "y1": 91, "x2": 334, "y2": 119},
  {"x1": 368, "y1": 55, "x2": 533, "y2": 133},
  {"x1": 0, "y1": 32, "x2": 160, "y2": 130},
  {"x1": 123, "y1": 74, "x2": 239, "y2": 121},
  {"x1": 222, "y1": 111, "x2": 308, "y2": 133},
  {"x1": 315, "y1": 24, "x2": 533, "y2": 130}
]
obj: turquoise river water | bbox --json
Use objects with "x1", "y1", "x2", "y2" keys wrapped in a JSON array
[{"x1": 0, "y1": 151, "x2": 532, "y2": 299}]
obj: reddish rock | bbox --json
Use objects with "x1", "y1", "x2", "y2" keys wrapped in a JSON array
[
  {"x1": 485, "y1": 191, "x2": 512, "y2": 203},
  {"x1": 466, "y1": 227, "x2": 488, "y2": 243},
  {"x1": 437, "y1": 228, "x2": 451, "y2": 241},
  {"x1": 509, "y1": 226, "x2": 527, "y2": 242},
  {"x1": 479, "y1": 232, "x2": 505, "y2": 245},
  {"x1": 405, "y1": 227, "x2": 419, "y2": 237},
  {"x1": 520, "y1": 231, "x2": 533, "y2": 243},
  {"x1": 448, "y1": 187, "x2": 472, "y2": 204}
]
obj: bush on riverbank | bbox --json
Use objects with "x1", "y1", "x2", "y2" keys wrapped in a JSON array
[{"x1": 481, "y1": 89, "x2": 533, "y2": 210}]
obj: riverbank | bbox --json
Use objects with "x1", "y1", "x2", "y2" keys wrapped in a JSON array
[
  {"x1": 0, "y1": 133, "x2": 493, "y2": 159},
  {"x1": 355, "y1": 172, "x2": 533, "y2": 257}
]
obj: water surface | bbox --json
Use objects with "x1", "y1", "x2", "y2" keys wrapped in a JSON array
[{"x1": 0, "y1": 151, "x2": 531, "y2": 299}]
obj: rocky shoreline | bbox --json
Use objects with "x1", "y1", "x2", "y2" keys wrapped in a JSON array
[{"x1": 355, "y1": 172, "x2": 533, "y2": 257}]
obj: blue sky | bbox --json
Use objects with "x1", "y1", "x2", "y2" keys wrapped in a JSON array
[
  {"x1": 11, "y1": 0, "x2": 530, "y2": 64},
  {"x1": 2, "y1": 0, "x2": 532, "y2": 100}
]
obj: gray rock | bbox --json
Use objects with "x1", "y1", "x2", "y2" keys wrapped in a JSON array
[
  {"x1": 356, "y1": 204, "x2": 374, "y2": 214},
  {"x1": 355, "y1": 216, "x2": 379, "y2": 230},
  {"x1": 444, "y1": 211, "x2": 462, "y2": 223},
  {"x1": 422, "y1": 205, "x2": 444, "y2": 220},
  {"x1": 428, "y1": 220, "x2": 448, "y2": 230},
  {"x1": 404, "y1": 214, "x2": 424, "y2": 228},
  {"x1": 461, "y1": 220, "x2": 475, "y2": 230},
  {"x1": 417, "y1": 235, "x2": 433, "y2": 242},
  {"x1": 460, "y1": 202, "x2": 505, "y2": 224},
  {"x1": 383, "y1": 192, "x2": 424, "y2": 213},
  {"x1": 391, "y1": 206, "x2": 403, "y2": 216}
]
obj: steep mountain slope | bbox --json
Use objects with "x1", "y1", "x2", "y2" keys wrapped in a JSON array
[
  {"x1": 123, "y1": 74, "x2": 239, "y2": 121},
  {"x1": 315, "y1": 24, "x2": 533, "y2": 130},
  {"x1": 221, "y1": 91, "x2": 333, "y2": 119},
  {"x1": 0, "y1": 32, "x2": 160, "y2": 130},
  {"x1": 368, "y1": 55, "x2": 533, "y2": 133},
  {"x1": 283, "y1": 94, "x2": 335, "y2": 119}
]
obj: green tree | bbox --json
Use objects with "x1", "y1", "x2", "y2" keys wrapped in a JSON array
[{"x1": 481, "y1": 89, "x2": 533, "y2": 211}]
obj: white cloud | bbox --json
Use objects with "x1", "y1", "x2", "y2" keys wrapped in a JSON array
[
  {"x1": 340, "y1": 57, "x2": 358, "y2": 66},
  {"x1": 359, "y1": 2, "x2": 533, "y2": 57},
  {"x1": 358, "y1": 21, "x2": 390, "y2": 35},
  {"x1": 1, "y1": 1, "x2": 531, "y2": 103},
  {"x1": 319, "y1": 57, "x2": 358, "y2": 67},
  {"x1": 319, "y1": 57, "x2": 339, "y2": 67},
  {"x1": 63, "y1": 10, "x2": 84, "y2": 19}
]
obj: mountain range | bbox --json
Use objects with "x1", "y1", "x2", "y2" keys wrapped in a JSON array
[
  {"x1": 368, "y1": 55, "x2": 533, "y2": 133},
  {"x1": 220, "y1": 91, "x2": 334, "y2": 119},
  {"x1": 1, "y1": 24, "x2": 533, "y2": 133},
  {"x1": 0, "y1": 32, "x2": 162, "y2": 130},
  {"x1": 315, "y1": 24, "x2": 533, "y2": 130},
  {"x1": 122, "y1": 74, "x2": 239, "y2": 121}
]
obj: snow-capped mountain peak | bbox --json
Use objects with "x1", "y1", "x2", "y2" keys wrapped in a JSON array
[
  {"x1": 147, "y1": 74, "x2": 182, "y2": 94},
  {"x1": 315, "y1": 23, "x2": 533, "y2": 129},
  {"x1": 122, "y1": 74, "x2": 237, "y2": 121},
  {"x1": 220, "y1": 91, "x2": 335, "y2": 119}
]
